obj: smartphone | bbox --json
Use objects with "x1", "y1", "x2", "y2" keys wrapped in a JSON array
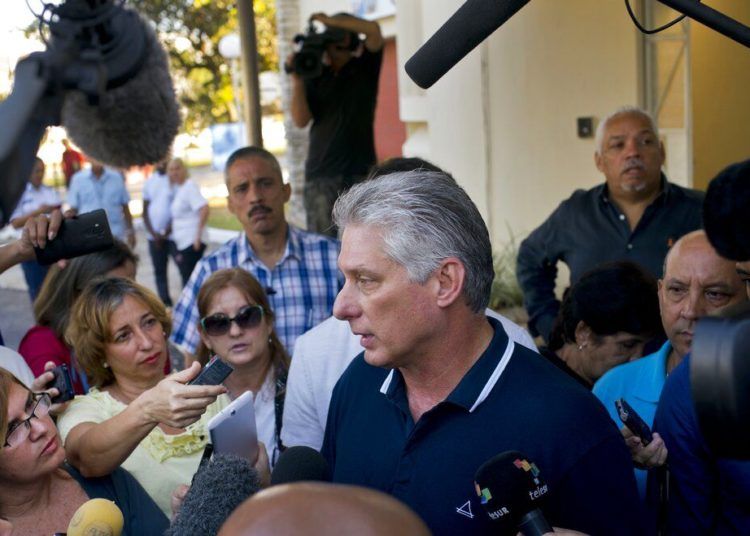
[
  {"x1": 34, "y1": 209, "x2": 114, "y2": 265},
  {"x1": 615, "y1": 398, "x2": 654, "y2": 445},
  {"x1": 47, "y1": 364, "x2": 75, "y2": 404},
  {"x1": 207, "y1": 390, "x2": 258, "y2": 462},
  {"x1": 187, "y1": 356, "x2": 234, "y2": 386}
]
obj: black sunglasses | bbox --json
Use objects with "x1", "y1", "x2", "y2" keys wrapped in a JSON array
[{"x1": 200, "y1": 305, "x2": 265, "y2": 336}]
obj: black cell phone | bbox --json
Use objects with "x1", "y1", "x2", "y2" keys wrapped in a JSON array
[
  {"x1": 187, "y1": 357, "x2": 234, "y2": 386},
  {"x1": 47, "y1": 364, "x2": 75, "y2": 404},
  {"x1": 34, "y1": 209, "x2": 114, "y2": 266},
  {"x1": 615, "y1": 398, "x2": 653, "y2": 445}
]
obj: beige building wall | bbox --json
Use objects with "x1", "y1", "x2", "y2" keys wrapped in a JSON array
[{"x1": 690, "y1": 1, "x2": 750, "y2": 190}]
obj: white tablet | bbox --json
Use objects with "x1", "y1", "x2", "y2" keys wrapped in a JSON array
[{"x1": 207, "y1": 390, "x2": 258, "y2": 462}]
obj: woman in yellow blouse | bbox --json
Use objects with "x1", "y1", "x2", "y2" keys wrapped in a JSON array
[{"x1": 57, "y1": 278, "x2": 228, "y2": 517}]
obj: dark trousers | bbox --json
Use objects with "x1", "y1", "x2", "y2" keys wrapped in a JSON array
[
  {"x1": 172, "y1": 242, "x2": 206, "y2": 286},
  {"x1": 148, "y1": 239, "x2": 174, "y2": 306},
  {"x1": 21, "y1": 260, "x2": 50, "y2": 303},
  {"x1": 304, "y1": 174, "x2": 364, "y2": 237}
]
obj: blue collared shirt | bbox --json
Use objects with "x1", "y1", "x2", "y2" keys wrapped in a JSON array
[
  {"x1": 322, "y1": 318, "x2": 643, "y2": 535},
  {"x1": 10, "y1": 182, "x2": 62, "y2": 221},
  {"x1": 67, "y1": 168, "x2": 130, "y2": 240},
  {"x1": 594, "y1": 341, "x2": 671, "y2": 498},
  {"x1": 171, "y1": 225, "x2": 342, "y2": 354}
]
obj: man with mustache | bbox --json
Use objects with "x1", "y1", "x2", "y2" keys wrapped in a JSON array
[
  {"x1": 171, "y1": 146, "x2": 342, "y2": 361},
  {"x1": 594, "y1": 230, "x2": 746, "y2": 499},
  {"x1": 517, "y1": 106, "x2": 704, "y2": 343}
]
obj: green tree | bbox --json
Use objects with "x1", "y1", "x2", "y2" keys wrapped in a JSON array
[{"x1": 131, "y1": 0, "x2": 278, "y2": 133}]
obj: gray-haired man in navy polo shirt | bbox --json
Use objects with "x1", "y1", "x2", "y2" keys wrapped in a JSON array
[{"x1": 322, "y1": 170, "x2": 643, "y2": 535}]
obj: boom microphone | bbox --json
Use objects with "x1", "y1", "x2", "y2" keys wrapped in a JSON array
[
  {"x1": 405, "y1": 0, "x2": 532, "y2": 89},
  {"x1": 66, "y1": 498, "x2": 124, "y2": 536},
  {"x1": 166, "y1": 454, "x2": 262, "y2": 536},
  {"x1": 59, "y1": 2, "x2": 180, "y2": 169},
  {"x1": 0, "y1": 0, "x2": 179, "y2": 225},
  {"x1": 270, "y1": 446, "x2": 331, "y2": 485},
  {"x1": 474, "y1": 451, "x2": 552, "y2": 536}
]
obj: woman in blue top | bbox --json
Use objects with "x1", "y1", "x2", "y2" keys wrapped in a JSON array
[{"x1": 0, "y1": 368, "x2": 168, "y2": 535}]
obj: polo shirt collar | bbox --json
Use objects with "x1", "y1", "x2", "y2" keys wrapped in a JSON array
[
  {"x1": 378, "y1": 317, "x2": 515, "y2": 413},
  {"x1": 631, "y1": 340, "x2": 671, "y2": 403},
  {"x1": 238, "y1": 224, "x2": 299, "y2": 266}
]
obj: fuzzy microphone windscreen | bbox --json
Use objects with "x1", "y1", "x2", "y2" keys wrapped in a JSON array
[{"x1": 61, "y1": 9, "x2": 180, "y2": 168}]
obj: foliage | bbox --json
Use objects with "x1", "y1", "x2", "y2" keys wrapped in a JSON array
[
  {"x1": 129, "y1": 0, "x2": 278, "y2": 133},
  {"x1": 489, "y1": 230, "x2": 525, "y2": 311}
]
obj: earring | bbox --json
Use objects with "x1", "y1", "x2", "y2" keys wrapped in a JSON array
[
  {"x1": 577, "y1": 343, "x2": 587, "y2": 351},
  {"x1": 103, "y1": 362, "x2": 110, "y2": 369},
  {"x1": 268, "y1": 336, "x2": 273, "y2": 344}
]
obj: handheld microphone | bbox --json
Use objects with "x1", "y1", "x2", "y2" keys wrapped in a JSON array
[
  {"x1": 474, "y1": 451, "x2": 552, "y2": 536},
  {"x1": 66, "y1": 498, "x2": 124, "y2": 536},
  {"x1": 270, "y1": 446, "x2": 331, "y2": 485},
  {"x1": 166, "y1": 454, "x2": 262, "y2": 536},
  {"x1": 404, "y1": 0, "x2": 532, "y2": 89}
]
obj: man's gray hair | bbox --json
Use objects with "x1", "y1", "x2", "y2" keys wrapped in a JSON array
[
  {"x1": 332, "y1": 170, "x2": 494, "y2": 313},
  {"x1": 595, "y1": 106, "x2": 659, "y2": 154}
]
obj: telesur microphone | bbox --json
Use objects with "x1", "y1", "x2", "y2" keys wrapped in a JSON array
[
  {"x1": 474, "y1": 450, "x2": 552, "y2": 536},
  {"x1": 405, "y1": 0, "x2": 532, "y2": 89},
  {"x1": 270, "y1": 445, "x2": 331, "y2": 485},
  {"x1": 66, "y1": 498, "x2": 124, "y2": 536},
  {"x1": 166, "y1": 454, "x2": 262, "y2": 536}
]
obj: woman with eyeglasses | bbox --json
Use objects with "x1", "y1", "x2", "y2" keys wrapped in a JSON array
[
  {"x1": 196, "y1": 268, "x2": 290, "y2": 465},
  {"x1": 55, "y1": 278, "x2": 231, "y2": 518},
  {"x1": 0, "y1": 368, "x2": 168, "y2": 535}
]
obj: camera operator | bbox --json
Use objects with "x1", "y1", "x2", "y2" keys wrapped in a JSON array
[{"x1": 286, "y1": 12, "x2": 383, "y2": 236}]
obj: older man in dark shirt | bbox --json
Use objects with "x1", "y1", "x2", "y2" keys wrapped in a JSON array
[{"x1": 517, "y1": 106, "x2": 704, "y2": 342}]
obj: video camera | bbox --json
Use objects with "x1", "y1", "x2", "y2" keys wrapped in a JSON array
[
  {"x1": 692, "y1": 158, "x2": 750, "y2": 459},
  {"x1": 286, "y1": 21, "x2": 360, "y2": 79}
]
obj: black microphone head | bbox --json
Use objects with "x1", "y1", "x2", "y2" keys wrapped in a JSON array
[
  {"x1": 474, "y1": 451, "x2": 549, "y2": 529},
  {"x1": 270, "y1": 446, "x2": 331, "y2": 485},
  {"x1": 404, "y1": 0, "x2": 532, "y2": 89},
  {"x1": 61, "y1": 6, "x2": 180, "y2": 168},
  {"x1": 704, "y1": 158, "x2": 750, "y2": 262},
  {"x1": 166, "y1": 454, "x2": 261, "y2": 536}
]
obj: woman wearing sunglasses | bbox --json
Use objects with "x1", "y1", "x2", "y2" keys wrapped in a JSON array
[
  {"x1": 55, "y1": 278, "x2": 230, "y2": 518},
  {"x1": 0, "y1": 368, "x2": 168, "y2": 535},
  {"x1": 196, "y1": 268, "x2": 290, "y2": 465}
]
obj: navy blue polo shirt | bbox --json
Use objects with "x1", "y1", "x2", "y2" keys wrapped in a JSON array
[{"x1": 322, "y1": 318, "x2": 644, "y2": 535}]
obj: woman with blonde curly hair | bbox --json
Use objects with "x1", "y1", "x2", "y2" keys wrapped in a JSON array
[{"x1": 56, "y1": 277, "x2": 228, "y2": 517}]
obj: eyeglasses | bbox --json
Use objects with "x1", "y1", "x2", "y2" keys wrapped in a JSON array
[
  {"x1": 3, "y1": 392, "x2": 52, "y2": 448},
  {"x1": 200, "y1": 305, "x2": 265, "y2": 336}
]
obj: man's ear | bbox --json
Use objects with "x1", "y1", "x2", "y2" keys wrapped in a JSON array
[
  {"x1": 282, "y1": 182, "x2": 291, "y2": 203},
  {"x1": 434, "y1": 258, "x2": 466, "y2": 308},
  {"x1": 574, "y1": 320, "x2": 593, "y2": 348},
  {"x1": 594, "y1": 151, "x2": 604, "y2": 174}
]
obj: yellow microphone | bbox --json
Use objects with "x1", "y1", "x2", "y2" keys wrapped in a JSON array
[{"x1": 66, "y1": 498, "x2": 124, "y2": 536}]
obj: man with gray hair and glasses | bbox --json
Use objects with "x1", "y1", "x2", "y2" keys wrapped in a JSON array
[
  {"x1": 517, "y1": 106, "x2": 704, "y2": 343},
  {"x1": 322, "y1": 170, "x2": 643, "y2": 535}
]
